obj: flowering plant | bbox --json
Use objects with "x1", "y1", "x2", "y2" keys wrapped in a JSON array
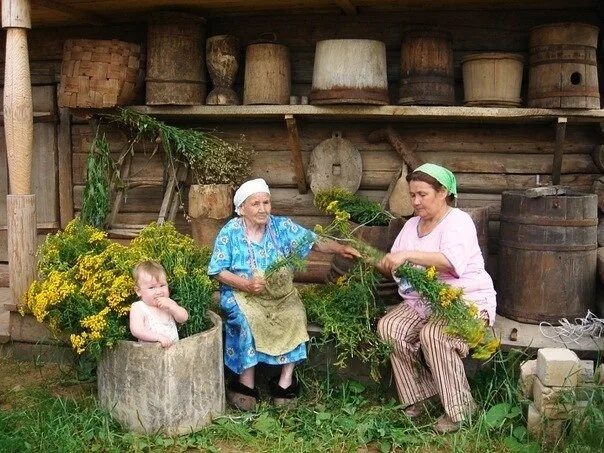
[
  {"x1": 314, "y1": 187, "x2": 394, "y2": 226},
  {"x1": 315, "y1": 203, "x2": 500, "y2": 361},
  {"x1": 24, "y1": 219, "x2": 215, "y2": 359}
]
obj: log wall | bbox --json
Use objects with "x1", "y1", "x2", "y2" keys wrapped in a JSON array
[{"x1": 1, "y1": 8, "x2": 603, "y2": 279}]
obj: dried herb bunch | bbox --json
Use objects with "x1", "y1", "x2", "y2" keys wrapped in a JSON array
[
  {"x1": 107, "y1": 108, "x2": 254, "y2": 185},
  {"x1": 314, "y1": 187, "x2": 394, "y2": 226}
]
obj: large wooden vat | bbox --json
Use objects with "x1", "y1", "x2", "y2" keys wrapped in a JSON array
[
  {"x1": 398, "y1": 30, "x2": 454, "y2": 106},
  {"x1": 243, "y1": 42, "x2": 291, "y2": 105},
  {"x1": 528, "y1": 23, "x2": 600, "y2": 109},
  {"x1": 497, "y1": 191, "x2": 598, "y2": 324},
  {"x1": 310, "y1": 39, "x2": 388, "y2": 105},
  {"x1": 461, "y1": 53, "x2": 524, "y2": 107},
  {"x1": 146, "y1": 12, "x2": 206, "y2": 105}
]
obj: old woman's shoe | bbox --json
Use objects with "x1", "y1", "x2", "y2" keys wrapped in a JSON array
[
  {"x1": 226, "y1": 381, "x2": 259, "y2": 411},
  {"x1": 403, "y1": 402, "x2": 426, "y2": 419},
  {"x1": 433, "y1": 414, "x2": 461, "y2": 434},
  {"x1": 269, "y1": 376, "x2": 299, "y2": 408}
]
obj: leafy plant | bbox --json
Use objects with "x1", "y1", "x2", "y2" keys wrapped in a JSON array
[
  {"x1": 23, "y1": 219, "x2": 215, "y2": 360},
  {"x1": 314, "y1": 187, "x2": 394, "y2": 226},
  {"x1": 106, "y1": 108, "x2": 254, "y2": 186},
  {"x1": 80, "y1": 130, "x2": 114, "y2": 229}
]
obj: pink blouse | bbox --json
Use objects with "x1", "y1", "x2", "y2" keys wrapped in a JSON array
[{"x1": 391, "y1": 208, "x2": 497, "y2": 325}]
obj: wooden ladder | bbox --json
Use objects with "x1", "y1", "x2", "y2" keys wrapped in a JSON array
[{"x1": 106, "y1": 154, "x2": 188, "y2": 238}]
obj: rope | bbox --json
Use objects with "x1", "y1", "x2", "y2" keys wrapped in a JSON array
[{"x1": 539, "y1": 310, "x2": 604, "y2": 345}]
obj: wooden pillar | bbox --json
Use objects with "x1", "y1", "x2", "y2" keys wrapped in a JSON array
[{"x1": 3, "y1": 0, "x2": 36, "y2": 306}]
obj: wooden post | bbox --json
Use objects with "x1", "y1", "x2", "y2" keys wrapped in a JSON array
[
  {"x1": 3, "y1": 0, "x2": 36, "y2": 308},
  {"x1": 284, "y1": 114, "x2": 308, "y2": 194},
  {"x1": 551, "y1": 117, "x2": 568, "y2": 186},
  {"x1": 57, "y1": 108, "x2": 74, "y2": 228}
]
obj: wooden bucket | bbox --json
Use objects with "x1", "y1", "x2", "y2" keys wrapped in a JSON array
[
  {"x1": 188, "y1": 184, "x2": 234, "y2": 248},
  {"x1": 146, "y1": 12, "x2": 206, "y2": 105},
  {"x1": 528, "y1": 23, "x2": 600, "y2": 109},
  {"x1": 497, "y1": 191, "x2": 598, "y2": 324},
  {"x1": 243, "y1": 42, "x2": 291, "y2": 105},
  {"x1": 461, "y1": 53, "x2": 524, "y2": 107},
  {"x1": 398, "y1": 30, "x2": 454, "y2": 106},
  {"x1": 58, "y1": 39, "x2": 143, "y2": 108},
  {"x1": 310, "y1": 39, "x2": 388, "y2": 105}
]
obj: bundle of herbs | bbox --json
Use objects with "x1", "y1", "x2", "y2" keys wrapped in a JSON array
[{"x1": 314, "y1": 187, "x2": 394, "y2": 226}]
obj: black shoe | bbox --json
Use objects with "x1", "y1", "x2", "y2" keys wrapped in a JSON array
[
  {"x1": 268, "y1": 376, "x2": 299, "y2": 399},
  {"x1": 226, "y1": 381, "x2": 259, "y2": 411}
]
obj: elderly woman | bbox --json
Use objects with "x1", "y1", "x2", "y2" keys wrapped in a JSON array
[
  {"x1": 377, "y1": 163, "x2": 496, "y2": 433},
  {"x1": 208, "y1": 178, "x2": 359, "y2": 410}
]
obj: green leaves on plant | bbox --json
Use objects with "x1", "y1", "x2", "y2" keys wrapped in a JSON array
[
  {"x1": 81, "y1": 131, "x2": 113, "y2": 229},
  {"x1": 484, "y1": 402, "x2": 521, "y2": 428},
  {"x1": 314, "y1": 187, "x2": 394, "y2": 226}
]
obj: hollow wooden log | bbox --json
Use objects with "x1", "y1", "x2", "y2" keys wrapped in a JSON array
[
  {"x1": 7, "y1": 194, "x2": 36, "y2": 306},
  {"x1": 189, "y1": 184, "x2": 233, "y2": 248}
]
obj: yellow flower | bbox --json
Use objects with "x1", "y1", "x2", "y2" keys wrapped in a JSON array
[
  {"x1": 426, "y1": 266, "x2": 436, "y2": 280},
  {"x1": 467, "y1": 303, "x2": 479, "y2": 319},
  {"x1": 88, "y1": 231, "x2": 106, "y2": 243},
  {"x1": 314, "y1": 224, "x2": 325, "y2": 235},
  {"x1": 326, "y1": 200, "x2": 339, "y2": 214},
  {"x1": 336, "y1": 275, "x2": 347, "y2": 286},
  {"x1": 335, "y1": 210, "x2": 351, "y2": 222}
]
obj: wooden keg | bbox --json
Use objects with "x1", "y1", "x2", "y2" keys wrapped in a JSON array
[
  {"x1": 398, "y1": 30, "x2": 454, "y2": 106},
  {"x1": 188, "y1": 184, "x2": 234, "y2": 248},
  {"x1": 310, "y1": 39, "x2": 389, "y2": 105},
  {"x1": 528, "y1": 23, "x2": 600, "y2": 109},
  {"x1": 146, "y1": 12, "x2": 206, "y2": 105},
  {"x1": 243, "y1": 42, "x2": 291, "y2": 105},
  {"x1": 461, "y1": 53, "x2": 524, "y2": 107},
  {"x1": 497, "y1": 191, "x2": 598, "y2": 324}
]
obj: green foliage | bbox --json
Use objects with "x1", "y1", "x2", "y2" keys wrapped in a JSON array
[
  {"x1": 314, "y1": 187, "x2": 394, "y2": 226},
  {"x1": 301, "y1": 262, "x2": 392, "y2": 381},
  {"x1": 81, "y1": 131, "x2": 113, "y2": 229},
  {"x1": 107, "y1": 108, "x2": 254, "y2": 186}
]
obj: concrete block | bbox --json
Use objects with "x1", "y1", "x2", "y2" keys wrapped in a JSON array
[
  {"x1": 537, "y1": 348, "x2": 581, "y2": 387},
  {"x1": 579, "y1": 360, "x2": 594, "y2": 384},
  {"x1": 533, "y1": 377, "x2": 587, "y2": 419},
  {"x1": 519, "y1": 359, "x2": 537, "y2": 398},
  {"x1": 527, "y1": 403, "x2": 566, "y2": 449},
  {"x1": 97, "y1": 311, "x2": 225, "y2": 435}
]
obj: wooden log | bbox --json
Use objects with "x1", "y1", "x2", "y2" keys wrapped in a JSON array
[
  {"x1": 7, "y1": 194, "x2": 36, "y2": 307},
  {"x1": 188, "y1": 184, "x2": 233, "y2": 248},
  {"x1": 244, "y1": 42, "x2": 291, "y2": 105},
  {"x1": 367, "y1": 127, "x2": 424, "y2": 170},
  {"x1": 57, "y1": 108, "x2": 74, "y2": 228},
  {"x1": 592, "y1": 176, "x2": 604, "y2": 213},
  {"x1": 2, "y1": 0, "x2": 31, "y2": 29}
]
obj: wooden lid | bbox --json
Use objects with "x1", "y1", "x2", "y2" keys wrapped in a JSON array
[{"x1": 308, "y1": 133, "x2": 362, "y2": 194}]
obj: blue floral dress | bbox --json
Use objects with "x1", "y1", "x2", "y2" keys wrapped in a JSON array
[{"x1": 208, "y1": 215, "x2": 316, "y2": 374}]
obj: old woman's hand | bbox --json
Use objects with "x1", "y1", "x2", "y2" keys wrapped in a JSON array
[
  {"x1": 245, "y1": 276, "x2": 266, "y2": 294},
  {"x1": 379, "y1": 252, "x2": 409, "y2": 275},
  {"x1": 337, "y1": 244, "x2": 361, "y2": 260}
]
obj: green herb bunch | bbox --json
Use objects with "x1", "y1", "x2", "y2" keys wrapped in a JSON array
[
  {"x1": 81, "y1": 131, "x2": 114, "y2": 229},
  {"x1": 395, "y1": 264, "x2": 500, "y2": 360},
  {"x1": 314, "y1": 187, "x2": 394, "y2": 226},
  {"x1": 107, "y1": 108, "x2": 254, "y2": 186},
  {"x1": 301, "y1": 262, "x2": 392, "y2": 381}
]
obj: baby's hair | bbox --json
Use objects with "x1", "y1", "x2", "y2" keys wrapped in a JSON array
[{"x1": 133, "y1": 260, "x2": 167, "y2": 284}]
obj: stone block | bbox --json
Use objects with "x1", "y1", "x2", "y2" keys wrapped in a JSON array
[
  {"x1": 536, "y1": 348, "x2": 581, "y2": 387},
  {"x1": 533, "y1": 377, "x2": 587, "y2": 419},
  {"x1": 579, "y1": 360, "x2": 594, "y2": 384},
  {"x1": 598, "y1": 364, "x2": 604, "y2": 385},
  {"x1": 97, "y1": 311, "x2": 225, "y2": 435},
  {"x1": 527, "y1": 403, "x2": 566, "y2": 449},
  {"x1": 519, "y1": 359, "x2": 537, "y2": 398}
]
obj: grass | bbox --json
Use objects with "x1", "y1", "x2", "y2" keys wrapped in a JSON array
[{"x1": 0, "y1": 351, "x2": 603, "y2": 452}]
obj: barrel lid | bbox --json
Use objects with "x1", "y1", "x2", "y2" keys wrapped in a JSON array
[
  {"x1": 308, "y1": 133, "x2": 362, "y2": 194},
  {"x1": 461, "y1": 52, "x2": 525, "y2": 64},
  {"x1": 529, "y1": 22, "x2": 599, "y2": 47}
]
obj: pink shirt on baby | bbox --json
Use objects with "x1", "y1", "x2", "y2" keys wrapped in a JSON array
[{"x1": 391, "y1": 208, "x2": 497, "y2": 325}]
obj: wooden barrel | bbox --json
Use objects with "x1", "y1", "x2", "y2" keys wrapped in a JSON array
[
  {"x1": 497, "y1": 191, "x2": 598, "y2": 324},
  {"x1": 146, "y1": 12, "x2": 206, "y2": 105},
  {"x1": 188, "y1": 184, "x2": 234, "y2": 248},
  {"x1": 243, "y1": 42, "x2": 291, "y2": 105},
  {"x1": 398, "y1": 30, "x2": 454, "y2": 106},
  {"x1": 461, "y1": 53, "x2": 524, "y2": 107},
  {"x1": 310, "y1": 39, "x2": 388, "y2": 105},
  {"x1": 460, "y1": 206, "x2": 490, "y2": 260},
  {"x1": 528, "y1": 23, "x2": 600, "y2": 109}
]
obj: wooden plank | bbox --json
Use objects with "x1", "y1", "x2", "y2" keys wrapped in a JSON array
[
  {"x1": 284, "y1": 114, "x2": 308, "y2": 194},
  {"x1": 333, "y1": 0, "x2": 357, "y2": 15},
  {"x1": 133, "y1": 105, "x2": 604, "y2": 124},
  {"x1": 33, "y1": 0, "x2": 109, "y2": 25},
  {"x1": 57, "y1": 108, "x2": 74, "y2": 228},
  {"x1": 551, "y1": 117, "x2": 568, "y2": 185}
]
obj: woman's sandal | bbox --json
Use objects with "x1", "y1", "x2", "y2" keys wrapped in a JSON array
[
  {"x1": 226, "y1": 381, "x2": 259, "y2": 411},
  {"x1": 268, "y1": 376, "x2": 299, "y2": 408}
]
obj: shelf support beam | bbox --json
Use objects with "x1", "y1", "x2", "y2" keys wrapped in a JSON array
[
  {"x1": 284, "y1": 114, "x2": 308, "y2": 194},
  {"x1": 551, "y1": 117, "x2": 567, "y2": 186}
]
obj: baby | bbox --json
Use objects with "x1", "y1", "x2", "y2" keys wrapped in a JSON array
[{"x1": 129, "y1": 261, "x2": 189, "y2": 348}]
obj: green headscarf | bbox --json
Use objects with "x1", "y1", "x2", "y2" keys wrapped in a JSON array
[{"x1": 413, "y1": 163, "x2": 457, "y2": 198}]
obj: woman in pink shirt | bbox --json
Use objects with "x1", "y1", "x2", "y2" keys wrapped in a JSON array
[{"x1": 377, "y1": 163, "x2": 496, "y2": 433}]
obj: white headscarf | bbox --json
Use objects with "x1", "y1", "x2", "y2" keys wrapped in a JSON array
[{"x1": 233, "y1": 178, "x2": 271, "y2": 215}]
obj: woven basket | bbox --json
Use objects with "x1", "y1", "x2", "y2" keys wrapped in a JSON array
[{"x1": 58, "y1": 39, "x2": 143, "y2": 108}]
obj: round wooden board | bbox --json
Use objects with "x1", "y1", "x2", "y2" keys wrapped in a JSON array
[{"x1": 308, "y1": 136, "x2": 362, "y2": 194}]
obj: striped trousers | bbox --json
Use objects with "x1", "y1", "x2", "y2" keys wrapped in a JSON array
[{"x1": 377, "y1": 303, "x2": 476, "y2": 422}]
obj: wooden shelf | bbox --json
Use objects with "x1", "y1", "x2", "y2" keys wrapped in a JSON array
[{"x1": 131, "y1": 105, "x2": 604, "y2": 124}]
